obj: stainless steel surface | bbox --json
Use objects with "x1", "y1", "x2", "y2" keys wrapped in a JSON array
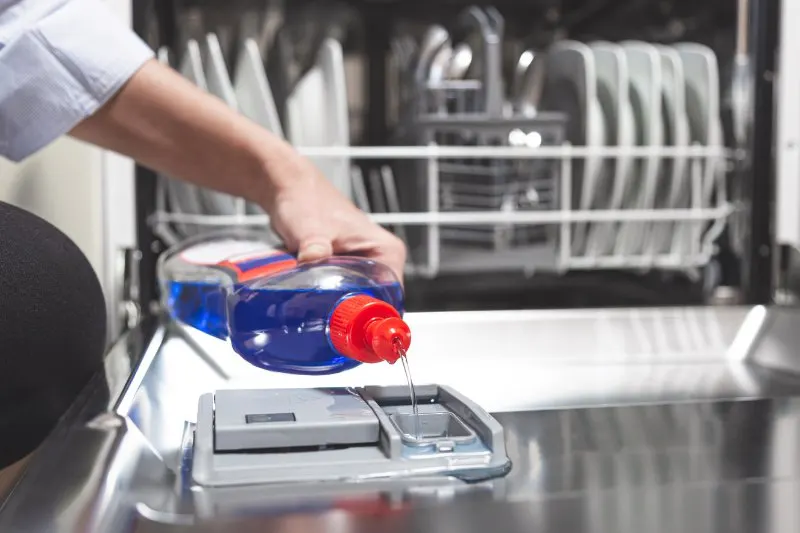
[
  {"x1": 5, "y1": 306, "x2": 800, "y2": 532},
  {"x1": 457, "y1": 6, "x2": 504, "y2": 116},
  {"x1": 512, "y1": 49, "x2": 534, "y2": 98},
  {"x1": 139, "y1": 397, "x2": 800, "y2": 532},
  {"x1": 447, "y1": 43, "x2": 472, "y2": 80},
  {"x1": 512, "y1": 49, "x2": 545, "y2": 115},
  {"x1": 414, "y1": 26, "x2": 450, "y2": 86}
]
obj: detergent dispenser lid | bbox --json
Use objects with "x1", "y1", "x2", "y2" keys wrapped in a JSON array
[{"x1": 213, "y1": 388, "x2": 380, "y2": 452}]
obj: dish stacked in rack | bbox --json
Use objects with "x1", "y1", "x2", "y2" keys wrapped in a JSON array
[
  {"x1": 540, "y1": 40, "x2": 727, "y2": 269},
  {"x1": 392, "y1": 9, "x2": 728, "y2": 274},
  {"x1": 151, "y1": 4, "x2": 730, "y2": 279},
  {"x1": 153, "y1": 30, "x2": 351, "y2": 245}
]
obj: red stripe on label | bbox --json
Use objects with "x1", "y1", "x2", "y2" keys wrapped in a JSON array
[{"x1": 218, "y1": 258, "x2": 298, "y2": 282}]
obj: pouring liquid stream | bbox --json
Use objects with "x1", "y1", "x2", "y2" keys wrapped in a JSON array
[{"x1": 395, "y1": 340, "x2": 420, "y2": 439}]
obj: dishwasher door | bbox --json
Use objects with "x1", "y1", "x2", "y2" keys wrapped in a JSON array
[{"x1": 4, "y1": 305, "x2": 800, "y2": 533}]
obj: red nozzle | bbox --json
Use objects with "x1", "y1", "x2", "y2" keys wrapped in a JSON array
[{"x1": 328, "y1": 295, "x2": 411, "y2": 364}]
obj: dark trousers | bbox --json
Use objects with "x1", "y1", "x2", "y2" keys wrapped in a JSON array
[{"x1": 0, "y1": 201, "x2": 107, "y2": 468}]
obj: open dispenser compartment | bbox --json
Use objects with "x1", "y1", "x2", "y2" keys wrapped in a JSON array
[{"x1": 192, "y1": 385, "x2": 511, "y2": 486}]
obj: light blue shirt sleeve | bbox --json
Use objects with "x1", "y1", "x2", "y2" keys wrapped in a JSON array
[{"x1": 0, "y1": 0, "x2": 155, "y2": 162}]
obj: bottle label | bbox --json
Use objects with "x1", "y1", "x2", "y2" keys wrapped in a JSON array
[
  {"x1": 180, "y1": 240, "x2": 269, "y2": 265},
  {"x1": 218, "y1": 249, "x2": 298, "y2": 282},
  {"x1": 180, "y1": 239, "x2": 298, "y2": 282}
]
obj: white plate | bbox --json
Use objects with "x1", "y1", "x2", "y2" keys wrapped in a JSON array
[
  {"x1": 350, "y1": 166, "x2": 371, "y2": 212},
  {"x1": 157, "y1": 47, "x2": 171, "y2": 68},
  {"x1": 179, "y1": 41, "x2": 207, "y2": 91},
  {"x1": 447, "y1": 43, "x2": 473, "y2": 80},
  {"x1": 286, "y1": 67, "x2": 322, "y2": 145},
  {"x1": 287, "y1": 66, "x2": 325, "y2": 155},
  {"x1": 204, "y1": 34, "x2": 238, "y2": 109},
  {"x1": 673, "y1": 43, "x2": 722, "y2": 257},
  {"x1": 415, "y1": 25, "x2": 450, "y2": 84},
  {"x1": 287, "y1": 39, "x2": 351, "y2": 199},
  {"x1": 234, "y1": 39, "x2": 284, "y2": 138},
  {"x1": 166, "y1": 42, "x2": 209, "y2": 236},
  {"x1": 429, "y1": 42, "x2": 453, "y2": 83},
  {"x1": 200, "y1": 34, "x2": 245, "y2": 217},
  {"x1": 648, "y1": 45, "x2": 691, "y2": 256},
  {"x1": 381, "y1": 165, "x2": 409, "y2": 243},
  {"x1": 368, "y1": 168, "x2": 387, "y2": 213},
  {"x1": 428, "y1": 41, "x2": 453, "y2": 113},
  {"x1": 615, "y1": 41, "x2": 663, "y2": 257},
  {"x1": 233, "y1": 39, "x2": 284, "y2": 217},
  {"x1": 318, "y1": 38, "x2": 351, "y2": 199},
  {"x1": 674, "y1": 44, "x2": 719, "y2": 147},
  {"x1": 542, "y1": 40, "x2": 605, "y2": 258},
  {"x1": 586, "y1": 41, "x2": 636, "y2": 258}
]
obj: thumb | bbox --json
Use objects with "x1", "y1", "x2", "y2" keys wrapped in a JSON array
[{"x1": 297, "y1": 238, "x2": 333, "y2": 263}]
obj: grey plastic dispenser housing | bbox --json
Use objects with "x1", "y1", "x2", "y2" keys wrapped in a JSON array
[{"x1": 192, "y1": 385, "x2": 511, "y2": 486}]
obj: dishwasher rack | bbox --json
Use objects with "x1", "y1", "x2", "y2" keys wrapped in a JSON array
[
  {"x1": 146, "y1": 2, "x2": 736, "y2": 282},
  {"x1": 150, "y1": 143, "x2": 732, "y2": 279},
  {"x1": 129, "y1": 0, "x2": 776, "y2": 318}
]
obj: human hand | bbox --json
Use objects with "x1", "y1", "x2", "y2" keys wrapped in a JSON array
[{"x1": 261, "y1": 149, "x2": 407, "y2": 283}]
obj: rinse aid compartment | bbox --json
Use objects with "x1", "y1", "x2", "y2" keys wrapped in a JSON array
[{"x1": 191, "y1": 385, "x2": 511, "y2": 486}]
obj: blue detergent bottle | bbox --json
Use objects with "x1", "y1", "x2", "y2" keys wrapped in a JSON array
[{"x1": 158, "y1": 231, "x2": 411, "y2": 375}]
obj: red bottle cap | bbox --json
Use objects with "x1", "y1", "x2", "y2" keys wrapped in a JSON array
[{"x1": 328, "y1": 295, "x2": 411, "y2": 364}]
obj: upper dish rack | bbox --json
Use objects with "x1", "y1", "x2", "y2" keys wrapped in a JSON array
[{"x1": 148, "y1": 5, "x2": 733, "y2": 280}]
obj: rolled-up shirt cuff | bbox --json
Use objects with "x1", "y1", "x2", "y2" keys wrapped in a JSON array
[{"x1": 0, "y1": 0, "x2": 154, "y2": 162}]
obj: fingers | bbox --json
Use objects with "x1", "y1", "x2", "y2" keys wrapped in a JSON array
[
  {"x1": 298, "y1": 239, "x2": 334, "y2": 263},
  {"x1": 267, "y1": 193, "x2": 336, "y2": 263},
  {"x1": 266, "y1": 183, "x2": 406, "y2": 279},
  {"x1": 369, "y1": 231, "x2": 407, "y2": 284},
  {"x1": 386, "y1": 240, "x2": 407, "y2": 282},
  {"x1": 271, "y1": 210, "x2": 334, "y2": 263}
]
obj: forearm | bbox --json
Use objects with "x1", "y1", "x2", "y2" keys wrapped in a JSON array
[{"x1": 70, "y1": 59, "x2": 298, "y2": 207}]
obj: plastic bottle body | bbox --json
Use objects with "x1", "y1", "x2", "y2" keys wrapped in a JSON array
[
  {"x1": 165, "y1": 278, "x2": 229, "y2": 340},
  {"x1": 158, "y1": 231, "x2": 406, "y2": 375},
  {"x1": 227, "y1": 272, "x2": 404, "y2": 374},
  {"x1": 159, "y1": 231, "x2": 271, "y2": 341}
]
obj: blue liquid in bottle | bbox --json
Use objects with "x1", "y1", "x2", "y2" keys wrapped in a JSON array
[
  {"x1": 160, "y1": 232, "x2": 407, "y2": 375},
  {"x1": 166, "y1": 280, "x2": 229, "y2": 340},
  {"x1": 227, "y1": 282, "x2": 404, "y2": 375}
]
